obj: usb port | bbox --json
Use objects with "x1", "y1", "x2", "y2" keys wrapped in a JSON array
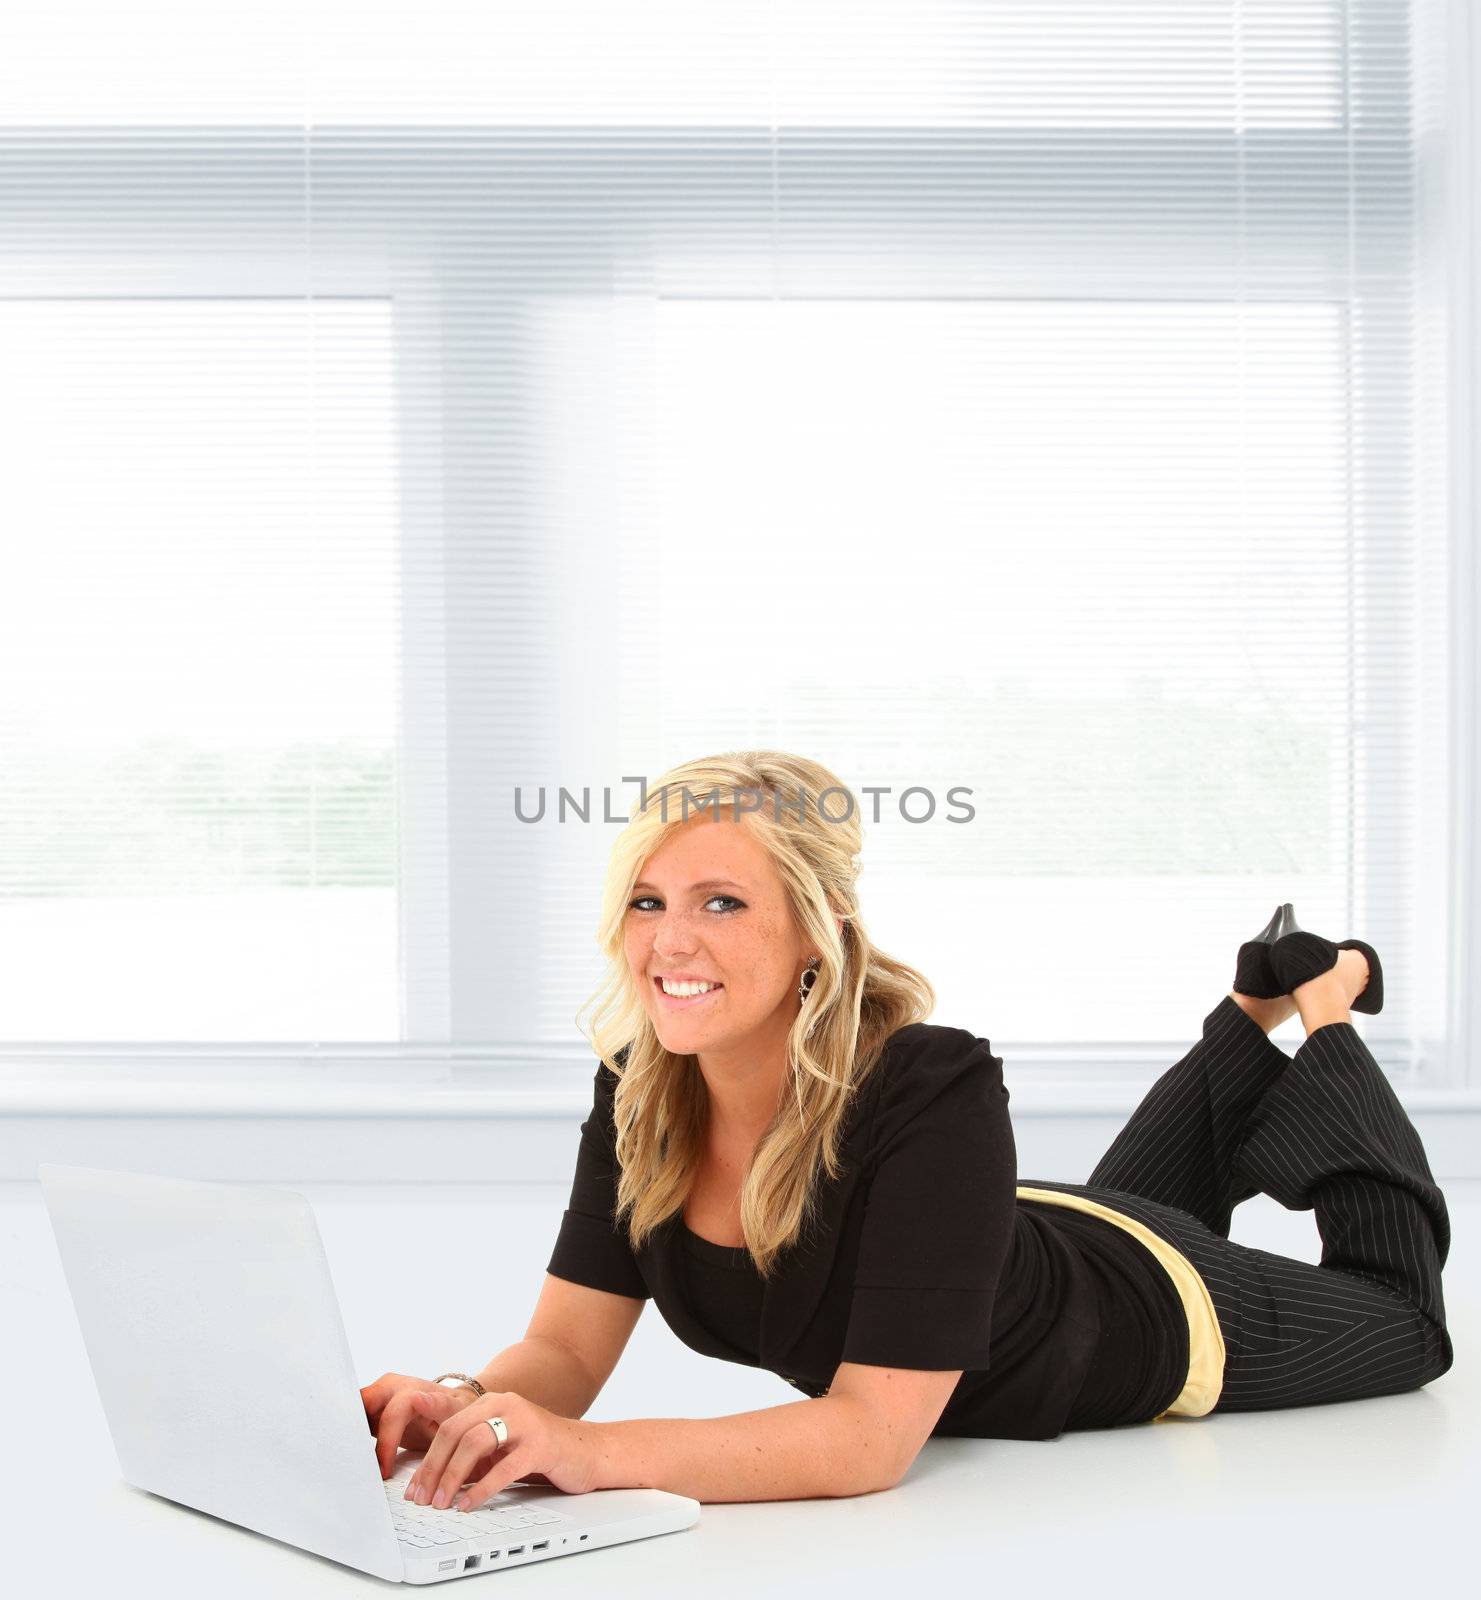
[
  {"x1": 533, "y1": 1541, "x2": 550, "y2": 1551},
  {"x1": 508, "y1": 1545, "x2": 525, "y2": 1555}
]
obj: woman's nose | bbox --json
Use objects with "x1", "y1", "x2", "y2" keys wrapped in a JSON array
[{"x1": 652, "y1": 917, "x2": 699, "y2": 954}]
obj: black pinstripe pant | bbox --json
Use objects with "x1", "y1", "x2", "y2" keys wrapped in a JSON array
[{"x1": 1029, "y1": 995, "x2": 1454, "y2": 1413}]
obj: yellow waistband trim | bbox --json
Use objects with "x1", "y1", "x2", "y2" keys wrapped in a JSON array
[{"x1": 1015, "y1": 1185, "x2": 1226, "y2": 1418}]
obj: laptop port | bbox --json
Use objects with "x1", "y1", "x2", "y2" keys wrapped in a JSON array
[
  {"x1": 507, "y1": 1545, "x2": 525, "y2": 1556},
  {"x1": 463, "y1": 1555, "x2": 481, "y2": 1570},
  {"x1": 533, "y1": 1541, "x2": 550, "y2": 1551}
]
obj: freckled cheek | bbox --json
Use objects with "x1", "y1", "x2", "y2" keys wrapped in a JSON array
[
  {"x1": 728, "y1": 917, "x2": 789, "y2": 992},
  {"x1": 623, "y1": 924, "x2": 651, "y2": 986}
]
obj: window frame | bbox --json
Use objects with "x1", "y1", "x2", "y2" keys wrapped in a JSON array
[{"x1": 1, "y1": 21, "x2": 1475, "y2": 1095}]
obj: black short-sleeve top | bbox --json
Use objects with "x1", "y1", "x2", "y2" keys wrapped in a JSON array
[
  {"x1": 667, "y1": 1210, "x2": 1187, "y2": 1433},
  {"x1": 545, "y1": 1024, "x2": 1214, "y2": 1440}
]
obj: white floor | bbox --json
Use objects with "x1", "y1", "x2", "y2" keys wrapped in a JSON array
[{"x1": 6, "y1": 1177, "x2": 1477, "y2": 1599}]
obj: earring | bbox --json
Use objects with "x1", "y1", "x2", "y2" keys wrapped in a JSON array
[
  {"x1": 794, "y1": 960, "x2": 824, "y2": 1116},
  {"x1": 798, "y1": 957, "x2": 821, "y2": 1005}
]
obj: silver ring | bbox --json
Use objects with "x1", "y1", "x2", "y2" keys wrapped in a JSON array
[{"x1": 483, "y1": 1415, "x2": 509, "y2": 1447}]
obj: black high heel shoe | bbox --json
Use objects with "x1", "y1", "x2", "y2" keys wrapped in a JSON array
[
  {"x1": 1268, "y1": 907, "x2": 1385, "y2": 1016},
  {"x1": 1233, "y1": 903, "x2": 1299, "y2": 999}
]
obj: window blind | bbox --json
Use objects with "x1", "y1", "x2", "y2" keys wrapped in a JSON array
[{"x1": 0, "y1": 1, "x2": 1460, "y2": 1082}]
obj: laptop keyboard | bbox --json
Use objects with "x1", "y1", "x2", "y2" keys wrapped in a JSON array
[{"x1": 383, "y1": 1476, "x2": 573, "y2": 1549}]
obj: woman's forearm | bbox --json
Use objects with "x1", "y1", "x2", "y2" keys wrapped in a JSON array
[
  {"x1": 474, "y1": 1336, "x2": 601, "y2": 1419},
  {"x1": 589, "y1": 1394, "x2": 892, "y2": 1503}
]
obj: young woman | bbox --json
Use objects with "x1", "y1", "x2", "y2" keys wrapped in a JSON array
[{"x1": 362, "y1": 751, "x2": 1455, "y2": 1508}]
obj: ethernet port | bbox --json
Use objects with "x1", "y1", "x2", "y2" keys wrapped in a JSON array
[{"x1": 463, "y1": 1555, "x2": 482, "y2": 1570}]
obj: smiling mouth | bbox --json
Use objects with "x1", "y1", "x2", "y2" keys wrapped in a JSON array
[{"x1": 653, "y1": 978, "x2": 724, "y2": 1008}]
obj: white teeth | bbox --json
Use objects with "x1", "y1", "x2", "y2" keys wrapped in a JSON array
[{"x1": 661, "y1": 979, "x2": 718, "y2": 997}]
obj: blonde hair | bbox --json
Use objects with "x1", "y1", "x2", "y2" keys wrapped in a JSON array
[{"x1": 575, "y1": 750, "x2": 936, "y2": 1279}]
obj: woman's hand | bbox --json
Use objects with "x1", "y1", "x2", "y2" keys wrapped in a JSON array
[
  {"x1": 360, "y1": 1373, "x2": 487, "y2": 1481},
  {"x1": 403, "y1": 1389, "x2": 606, "y2": 1509}
]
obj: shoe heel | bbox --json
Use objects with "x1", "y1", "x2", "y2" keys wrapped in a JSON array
[{"x1": 1233, "y1": 902, "x2": 1296, "y2": 1000}]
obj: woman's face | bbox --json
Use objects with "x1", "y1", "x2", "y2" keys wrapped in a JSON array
[{"x1": 623, "y1": 812, "x2": 812, "y2": 1066}]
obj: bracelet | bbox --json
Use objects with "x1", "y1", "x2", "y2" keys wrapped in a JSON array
[{"x1": 432, "y1": 1372, "x2": 486, "y2": 1398}]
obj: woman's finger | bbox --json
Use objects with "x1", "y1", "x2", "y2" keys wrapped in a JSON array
[
  {"x1": 424, "y1": 1412, "x2": 508, "y2": 1507},
  {"x1": 416, "y1": 1394, "x2": 518, "y2": 1508},
  {"x1": 379, "y1": 1388, "x2": 433, "y2": 1481},
  {"x1": 406, "y1": 1390, "x2": 486, "y2": 1501},
  {"x1": 455, "y1": 1448, "x2": 533, "y2": 1513},
  {"x1": 428, "y1": 1422, "x2": 508, "y2": 1509}
]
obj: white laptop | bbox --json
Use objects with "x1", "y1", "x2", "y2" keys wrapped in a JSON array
[{"x1": 37, "y1": 1163, "x2": 700, "y2": 1584}]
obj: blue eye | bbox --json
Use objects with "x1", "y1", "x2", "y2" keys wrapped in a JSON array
[{"x1": 626, "y1": 895, "x2": 745, "y2": 914}]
